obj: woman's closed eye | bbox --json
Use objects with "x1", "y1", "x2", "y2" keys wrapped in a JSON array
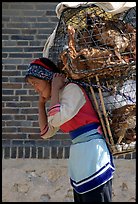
[{"x1": 31, "y1": 81, "x2": 38, "y2": 87}]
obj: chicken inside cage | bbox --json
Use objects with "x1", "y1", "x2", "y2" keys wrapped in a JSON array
[
  {"x1": 48, "y1": 5, "x2": 136, "y2": 80},
  {"x1": 48, "y1": 5, "x2": 136, "y2": 155},
  {"x1": 94, "y1": 76, "x2": 136, "y2": 145}
]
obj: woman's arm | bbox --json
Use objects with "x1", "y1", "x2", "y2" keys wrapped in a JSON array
[
  {"x1": 50, "y1": 73, "x2": 66, "y2": 108},
  {"x1": 38, "y1": 95, "x2": 48, "y2": 132},
  {"x1": 38, "y1": 95, "x2": 59, "y2": 138}
]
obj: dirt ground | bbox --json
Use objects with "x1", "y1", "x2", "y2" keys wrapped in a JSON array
[{"x1": 2, "y1": 159, "x2": 136, "y2": 202}]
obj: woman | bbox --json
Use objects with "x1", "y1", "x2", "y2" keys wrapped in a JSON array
[{"x1": 25, "y1": 57, "x2": 115, "y2": 202}]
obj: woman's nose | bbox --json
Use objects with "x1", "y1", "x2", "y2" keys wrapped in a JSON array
[{"x1": 34, "y1": 87, "x2": 41, "y2": 94}]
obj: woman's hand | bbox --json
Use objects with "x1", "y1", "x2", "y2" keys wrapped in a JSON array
[
  {"x1": 51, "y1": 73, "x2": 66, "y2": 92},
  {"x1": 39, "y1": 95, "x2": 48, "y2": 105},
  {"x1": 50, "y1": 73, "x2": 66, "y2": 108}
]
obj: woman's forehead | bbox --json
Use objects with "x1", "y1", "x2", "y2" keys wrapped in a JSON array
[{"x1": 28, "y1": 76, "x2": 39, "y2": 83}]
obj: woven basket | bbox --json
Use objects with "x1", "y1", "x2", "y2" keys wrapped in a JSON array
[{"x1": 48, "y1": 4, "x2": 136, "y2": 156}]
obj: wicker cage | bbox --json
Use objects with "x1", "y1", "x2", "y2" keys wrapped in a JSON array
[{"x1": 48, "y1": 4, "x2": 136, "y2": 155}]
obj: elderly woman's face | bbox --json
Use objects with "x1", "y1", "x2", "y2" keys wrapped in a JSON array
[{"x1": 28, "y1": 76, "x2": 51, "y2": 99}]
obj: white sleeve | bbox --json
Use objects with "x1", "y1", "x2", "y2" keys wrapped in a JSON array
[
  {"x1": 48, "y1": 83, "x2": 86, "y2": 127},
  {"x1": 40, "y1": 124, "x2": 59, "y2": 140}
]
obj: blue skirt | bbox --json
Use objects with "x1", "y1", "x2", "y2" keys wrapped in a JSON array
[{"x1": 68, "y1": 123, "x2": 115, "y2": 194}]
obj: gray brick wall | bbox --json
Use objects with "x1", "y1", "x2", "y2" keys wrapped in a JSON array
[
  {"x1": 2, "y1": 2, "x2": 72, "y2": 158},
  {"x1": 2, "y1": 2, "x2": 135, "y2": 159},
  {"x1": 2, "y1": 2, "x2": 63, "y2": 139}
]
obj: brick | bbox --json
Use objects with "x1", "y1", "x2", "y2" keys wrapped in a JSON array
[
  {"x1": 45, "y1": 10, "x2": 56, "y2": 16},
  {"x1": 38, "y1": 147, "x2": 43, "y2": 159},
  {"x1": 27, "y1": 115, "x2": 38, "y2": 121},
  {"x1": 29, "y1": 41, "x2": 41, "y2": 46},
  {"x1": 2, "y1": 114, "x2": 13, "y2": 120},
  {"x1": 11, "y1": 147, "x2": 17, "y2": 158},
  {"x1": 18, "y1": 147, "x2": 24, "y2": 158},
  {"x1": 61, "y1": 139, "x2": 72, "y2": 147},
  {"x1": 2, "y1": 9, "x2": 21, "y2": 16},
  {"x1": 43, "y1": 147, "x2": 50, "y2": 159},
  {"x1": 2, "y1": 4, "x2": 9, "y2": 9},
  {"x1": 64, "y1": 147, "x2": 70, "y2": 158},
  {"x1": 36, "y1": 35, "x2": 49, "y2": 40},
  {"x1": 2, "y1": 90, "x2": 14, "y2": 95},
  {"x1": 2, "y1": 53, "x2": 8, "y2": 58},
  {"x1": 11, "y1": 35, "x2": 34, "y2": 40},
  {"x1": 9, "y1": 77, "x2": 25, "y2": 83},
  {"x1": 2, "y1": 108, "x2": 19, "y2": 114},
  {"x1": 21, "y1": 29, "x2": 37, "y2": 35},
  {"x1": 17, "y1": 65, "x2": 28, "y2": 70},
  {"x1": 32, "y1": 121, "x2": 39, "y2": 127},
  {"x1": 20, "y1": 96, "x2": 39, "y2": 101},
  {"x1": 6, "y1": 120, "x2": 32, "y2": 127},
  {"x1": 17, "y1": 41, "x2": 29, "y2": 46},
  {"x1": 10, "y1": 16, "x2": 36, "y2": 23},
  {"x1": 34, "y1": 3, "x2": 57, "y2": 10},
  {"x1": 9, "y1": 53, "x2": 32, "y2": 58},
  {"x1": 23, "y1": 47, "x2": 43, "y2": 52},
  {"x1": 3, "y1": 65, "x2": 16, "y2": 70},
  {"x1": 51, "y1": 147, "x2": 57, "y2": 159},
  {"x1": 37, "y1": 17, "x2": 50, "y2": 22},
  {"x1": 49, "y1": 139, "x2": 61, "y2": 147},
  {"x1": 33, "y1": 53, "x2": 43, "y2": 58},
  {"x1": 2, "y1": 29, "x2": 21, "y2": 34},
  {"x1": 38, "y1": 29, "x2": 52, "y2": 34},
  {"x1": 2, "y1": 16, "x2": 10, "y2": 21},
  {"x1": 2, "y1": 139, "x2": 11, "y2": 147},
  {"x1": 22, "y1": 10, "x2": 44, "y2": 16},
  {"x1": 2, "y1": 134, "x2": 27, "y2": 140},
  {"x1": 5, "y1": 102, "x2": 28, "y2": 107},
  {"x1": 2, "y1": 83, "x2": 22, "y2": 89},
  {"x1": 31, "y1": 147, "x2": 37, "y2": 158},
  {"x1": 10, "y1": 4, "x2": 34, "y2": 10},
  {"x1": 14, "y1": 115, "x2": 26, "y2": 120},
  {"x1": 15, "y1": 90, "x2": 28, "y2": 95},
  {"x1": 2, "y1": 41, "x2": 17, "y2": 46},
  {"x1": 18, "y1": 125, "x2": 39, "y2": 131},
  {"x1": 2, "y1": 47, "x2": 23, "y2": 52},
  {"x1": 2, "y1": 126, "x2": 17, "y2": 133},
  {"x1": 22, "y1": 58, "x2": 34, "y2": 65},
  {"x1": 27, "y1": 134, "x2": 40, "y2": 140},
  {"x1": 24, "y1": 140, "x2": 36, "y2": 147},
  {"x1": 2, "y1": 71, "x2": 21, "y2": 76},
  {"x1": 2, "y1": 77, "x2": 8, "y2": 82},
  {"x1": 12, "y1": 140, "x2": 24, "y2": 146},
  {"x1": 25, "y1": 147, "x2": 30, "y2": 158},
  {"x1": 2, "y1": 35, "x2": 9, "y2": 40},
  {"x1": 57, "y1": 147, "x2": 63, "y2": 159},
  {"x1": 2, "y1": 58, "x2": 23, "y2": 65},
  {"x1": 4, "y1": 147, "x2": 10, "y2": 159},
  {"x1": 7, "y1": 22, "x2": 32, "y2": 29}
]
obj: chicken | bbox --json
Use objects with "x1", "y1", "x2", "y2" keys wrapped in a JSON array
[
  {"x1": 110, "y1": 104, "x2": 136, "y2": 144},
  {"x1": 60, "y1": 25, "x2": 114, "y2": 80},
  {"x1": 92, "y1": 16, "x2": 136, "y2": 63}
]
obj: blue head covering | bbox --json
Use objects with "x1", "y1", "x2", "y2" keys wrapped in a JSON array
[{"x1": 25, "y1": 57, "x2": 60, "y2": 81}]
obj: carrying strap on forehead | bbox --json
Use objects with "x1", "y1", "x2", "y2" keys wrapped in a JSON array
[
  {"x1": 25, "y1": 57, "x2": 60, "y2": 81},
  {"x1": 26, "y1": 64, "x2": 54, "y2": 81}
]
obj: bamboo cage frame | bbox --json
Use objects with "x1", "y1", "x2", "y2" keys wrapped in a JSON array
[{"x1": 88, "y1": 76, "x2": 136, "y2": 156}]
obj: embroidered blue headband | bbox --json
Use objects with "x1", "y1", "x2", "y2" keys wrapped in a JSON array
[
  {"x1": 25, "y1": 58, "x2": 59, "y2": 81},
  {"x1": 26, "y1": 64, "x2": 54, "y2": 81}
]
